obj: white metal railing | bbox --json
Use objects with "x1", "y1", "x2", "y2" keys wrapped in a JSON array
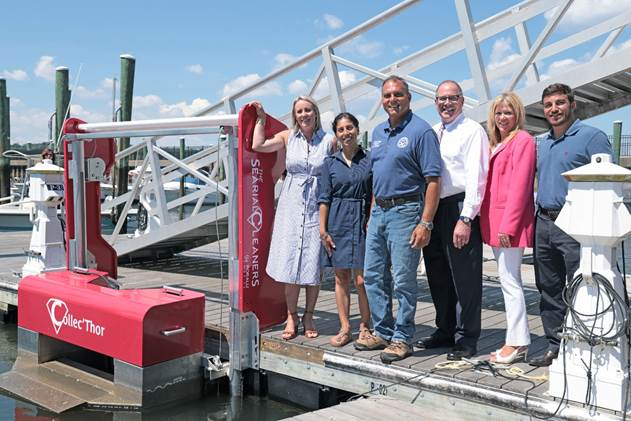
[
  {"x1": 102, "y1": 138, "x2": 231, "y2": 245},
  {"x1": 183, "y1": 0, "x2": 630, "y2": 135},
  {"x1": 63, "y1": 114, "x2": 237, "y2": 256}
]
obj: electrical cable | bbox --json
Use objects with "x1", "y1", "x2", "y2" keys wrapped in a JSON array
[
  {"x1": 562, "y1": 272, "x2": 630, "y2": 345},
  {"x1": 558, "y1": 271, "x2": 631, "y2": 418},
  {"x1": 621, "y1": 240, "x2": 630, "y2": 421}
]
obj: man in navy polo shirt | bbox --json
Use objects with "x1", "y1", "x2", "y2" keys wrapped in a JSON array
[
  {"x1": 529, "y1": 83, "x2": 612, "y2": 367},
  {"x1": 354, "y1": 75, "x2": 442, "y2": 363}
]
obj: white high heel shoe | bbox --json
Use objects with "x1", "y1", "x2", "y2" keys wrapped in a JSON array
[{"x1": 492, "y1": 346, "x2": 528, "y2": 364}]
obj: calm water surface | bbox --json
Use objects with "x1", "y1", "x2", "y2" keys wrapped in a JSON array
[{"x1": 0, "y1": 321, "x2": 303, "y2": 421}]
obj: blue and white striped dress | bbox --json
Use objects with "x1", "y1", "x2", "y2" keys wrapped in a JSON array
[{"x1": 266, "y1": 128, "x2": 334, "y2": 285}]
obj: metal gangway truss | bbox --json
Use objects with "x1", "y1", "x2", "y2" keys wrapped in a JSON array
[
  {"x1": 192, "y1": 0, "x2": 631, "y2": 134},
  {"x1": 105, "y1": 0, "x2": 631, "y2": 259},
  {"x1": 96, "y1": 118, "x2": 232, "y2": 261}
]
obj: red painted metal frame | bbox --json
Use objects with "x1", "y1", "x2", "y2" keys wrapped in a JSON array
[
  {"x1": 62, "y1": 118, "x2": 118, "y2": 278},
  {"x1": 237, "y1": 105, "x2": 288, "y2": 329}
]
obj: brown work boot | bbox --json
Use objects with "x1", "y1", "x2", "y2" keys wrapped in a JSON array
[
  {"x1": 353, "y1": 331, "x2": 389, "y2": 351},
  {"x1": 380, "y1": 340, "x2": 412, "y2": 364}
]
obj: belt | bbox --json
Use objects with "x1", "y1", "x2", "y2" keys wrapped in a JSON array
[
  {"x1": 440, "y1": 192, "x2": 465, "y2": 204},
  {"x1": 375, "y1": 193, "x2": 419, "y2": 210},
  {"x1": 538, "y1": 207, "x2": 561, "y2": 221}
]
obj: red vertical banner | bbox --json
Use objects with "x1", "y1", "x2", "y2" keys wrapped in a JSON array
[{"x1": 237, "y1": 105, "x2": 287, "y2": 330}]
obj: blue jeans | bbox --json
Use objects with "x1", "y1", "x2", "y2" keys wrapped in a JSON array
[{"x1": 364, "y1": 202, "x2": 421, "y2": 344}]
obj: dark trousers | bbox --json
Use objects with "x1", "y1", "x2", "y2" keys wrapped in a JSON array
[
  {"x1": 423, "y1": 194, "x2": 482, "y2": 348},
  {"x1": 533, "y1": 213, "x2": 580, "y2": 351}
]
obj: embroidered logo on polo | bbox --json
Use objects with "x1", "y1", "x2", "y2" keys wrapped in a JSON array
[{"x1": 397, "y1": 137, "x2": 409, "y2": 148}]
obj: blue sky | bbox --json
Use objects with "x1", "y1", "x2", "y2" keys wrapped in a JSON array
[{"x1": 1, "y1": 0, "x2": 630, "y2": 145}]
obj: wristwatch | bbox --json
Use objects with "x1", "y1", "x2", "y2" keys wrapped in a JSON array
[
  {"x1": 419, "y1": 220, "x2": 434, "y2": 231},
  {"x1": 459, "y1": 216, "x2": 472, "y2": 226}
]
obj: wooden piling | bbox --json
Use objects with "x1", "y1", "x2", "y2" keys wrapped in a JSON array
[
  {"x1": 54, "y1": 67, "x2": 70, "y2": 148},
  {"x1": 115, "y1": 54, "x2": 136, "y2": 233},
  {"x1": 613, "y1": 120, "x2": 622, "y2": 164},
  {"x1": 0, "y1": 80, "x2": 10, "y2": 198}
]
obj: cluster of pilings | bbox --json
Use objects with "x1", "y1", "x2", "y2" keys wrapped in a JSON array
[{"x1": 0, "y1": 55, "x2": 137, "y2": 215}]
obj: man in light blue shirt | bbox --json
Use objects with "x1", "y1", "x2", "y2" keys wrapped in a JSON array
[
  {"x1": 355, "y1": 75, "x2": 442, "y2": 363},
  {"x1": 529, "y1": 83, "x2": 612, "y2": 367}
]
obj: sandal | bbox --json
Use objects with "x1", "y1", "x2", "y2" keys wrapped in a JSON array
[
  {"x1": 330, "y1": 329, "x2": 352, "y2": 347},
  {"x1": 302, "y1": 310, "x2": 319, "y2": 339},
  {"x1": 282, "y1": 311, "x2": 299, "y2": 341},
  {"x1": 490, "y1": 345, "x2": 528, "y2": 364},
  {"x1": 358, "y1": 325, "x2": 372, "y2": 342}
]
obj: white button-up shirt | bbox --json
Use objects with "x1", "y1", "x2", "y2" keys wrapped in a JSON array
[{"x1": 433, "y1": 112, "x2": 489, "y2": 219}]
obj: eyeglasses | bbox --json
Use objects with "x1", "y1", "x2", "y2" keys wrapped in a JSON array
[{"x1": 435, "y1": 94, "x2": 461, "y2": 103}]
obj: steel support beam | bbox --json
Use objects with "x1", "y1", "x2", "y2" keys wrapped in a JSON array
[
  {"x1": 594, "y1": 27, "x2": 625, "y2": 60},
  {"x1": 321, "y1": 46, "x2": 345, "y2": 114},
  {"x1": 455, "y1": 0, "x2": 490, "y2": 101},
  {"x1": 505, "y1": 0, "x2": 574, "y2": 91},
  {"x1": 514, "y1": 22, "x2": 540, "y2": 85}
]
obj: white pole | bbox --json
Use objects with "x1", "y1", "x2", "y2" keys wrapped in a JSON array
[{"x1": 76, "y1": 115, "x2": 239, "y2": 134}]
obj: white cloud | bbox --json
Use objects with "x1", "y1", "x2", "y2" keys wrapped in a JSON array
[
  {"x1": 34, "y1": 56, "x2": 56, "y2": 81},
  {"x1": 487, "y1": 37, "x2": 521, "y2": 71},
  {"x1": 338, "y1": 36, "x2": 384, "y2": 59},
  {"x1": 10, "y1": 108, "x2": 51, "y2": 143},
  {"x1": 69, "y1": 104, "x2": 107, "y2": 122},
  {"x1": 186, "y1": 64, "x2": 203, "y2": 75},
  {"x1": 546, "y1": 0, "x2": 631, "y2": 27},
  {"x1": 159, "y1": 98, "x2": 210, "y2": 117},
  {"x1": 273, "y1": 53, "x2": 296, "y2": 70},
  {"x1": 313, "y1": 70, "x2": 358, "y2": 98},
  {"x1": 1, "y1": 69, "x2": 28, "y2": 81},
  {"x1": 101, "y1": 78, "x2": 115, "y2": 89},
  {"x1": 133, "y1": 94, "x2": 163, "y2": 108},
  {"x1": 323, "y1": 14, "x2": 343, "y2": 30},
  {"x1": 75, "y1": 85, "x2": 106, "y2": 99},
  {"x1": 394, "y1": 45, "x2": 410, "y2": 55},
  {"x1": 222, "y1": 73, "x2": 283, "y2": 98},
  {"x1": 540, "y1": 58, "x2": 581, "y2": 81},
  {"x1": 288, "y1": 80, "x2": 309, "y2": 95},
  {"x1": 355, "y1": 40, "x2": 383, "y2": 58}
]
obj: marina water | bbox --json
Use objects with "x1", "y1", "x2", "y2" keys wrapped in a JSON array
[{"x1": 0, "y1": 321, "x2": 303, "y2": 420}]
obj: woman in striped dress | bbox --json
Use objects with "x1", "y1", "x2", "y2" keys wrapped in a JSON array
[{"x1": 252, "y1": 97, "x2": 336, "y2": 340}]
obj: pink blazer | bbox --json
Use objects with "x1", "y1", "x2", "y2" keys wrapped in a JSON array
[{"x1": 480, "y1": 130, "x2": 535, "y2": 248}]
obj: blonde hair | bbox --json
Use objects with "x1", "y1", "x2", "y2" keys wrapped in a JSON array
[
  {"x1": 291, "y1": 96, "x2": 322, "y2": 132},
  {"x1": 487, "y1": 92, "x2": 525, "y2": 148}
]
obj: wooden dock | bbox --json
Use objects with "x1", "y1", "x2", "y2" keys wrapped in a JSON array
[
  {"x1": 0, "y1": 230, "x2": 626, "y2": 420},
  {"x1": 285, "y1": 395, "x2": 442, "y2": 421}
]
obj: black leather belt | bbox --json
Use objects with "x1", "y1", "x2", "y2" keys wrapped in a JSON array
[
  {"x1": 375, "y1": 193, "x2": 419, "y2": 210},
  {"x1": 538, "y1": 207, "x2": 561, "y2": 221}
]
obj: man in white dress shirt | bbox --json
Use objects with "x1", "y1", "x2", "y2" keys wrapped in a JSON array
[{"x1": 417, "y1": 80, "x2": 490, "y2": 360}]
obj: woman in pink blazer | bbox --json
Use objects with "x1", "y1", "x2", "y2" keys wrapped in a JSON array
[{"x1": 480, "y1": 92, "x2": 535, "y2": 364}]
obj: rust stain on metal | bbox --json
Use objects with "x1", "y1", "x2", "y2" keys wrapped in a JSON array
[{"x1": 261, "y1": 338, "x2": 324, "y2": 364}]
